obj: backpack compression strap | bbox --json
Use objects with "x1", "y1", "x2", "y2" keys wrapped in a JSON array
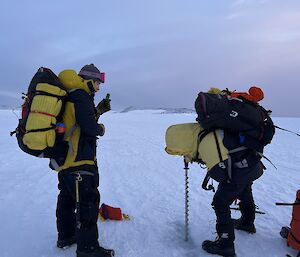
[
  {"x1": 35, "y1": 90, "x2": 66, "y2": 99},
  {"x1": 199, "y1": 130, "x2": 248, "y2": 189},
  {"x1": 26, "y1": 124, "x2": 56, "y2": 133}
]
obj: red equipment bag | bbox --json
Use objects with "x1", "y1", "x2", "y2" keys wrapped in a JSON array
[
  {"x1": 99, "y1": 203, "x2": 123, "y2": 220},
  {"x1": 287, "y1": 190, "x2": 300, "y2": 251}
]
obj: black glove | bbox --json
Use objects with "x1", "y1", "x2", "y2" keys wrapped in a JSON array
[
  {"x1": 98, "y1": 123, "x2": 105, "y2": 137},
  {"x1": 96, "y1": 94, "x2": 111, "y2": 117}
]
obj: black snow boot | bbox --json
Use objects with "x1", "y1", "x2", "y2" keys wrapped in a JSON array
[
  {"x1": 232, "y1": 218, "x2": 256, "y2": 234},
  {"x1": 57, "y1": 235, "x2": 77, "y2": 248},
  {"x1": 280, "y1": 226, "x2": 290, "y2": 239},
  {"x1": 77, "y1": 246, "x2": 115, "y2": 257},
  {"x1": 202, "y1": 235, "x2": 236, "y2": 257}
]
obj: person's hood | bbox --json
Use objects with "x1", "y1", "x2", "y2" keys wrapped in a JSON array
[{"x1": 58, "y1": 69, "x2": 97, "y2": 94}]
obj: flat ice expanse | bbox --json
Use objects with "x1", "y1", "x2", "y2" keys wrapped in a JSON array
[{"x1": 0, "y1": 109, "x2": 299, "y2": 257}]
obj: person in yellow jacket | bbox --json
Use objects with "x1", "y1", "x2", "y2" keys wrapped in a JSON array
[{"x1": 54, "y1": 64, "x2": 114, "y2": 257}]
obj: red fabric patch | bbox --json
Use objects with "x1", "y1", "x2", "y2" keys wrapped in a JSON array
[{"x1": 99, "y1": 203, "x2": 123, "y2": 220}]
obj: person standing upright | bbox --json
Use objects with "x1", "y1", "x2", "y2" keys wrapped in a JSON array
[{"x1": 52, "y1": 64, "x2": 113, "y2": 257}]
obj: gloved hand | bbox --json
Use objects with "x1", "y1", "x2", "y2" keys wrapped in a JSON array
[
  {"x1": 96, "y1": 94, "x2": 111, "y2": 117},
  {"x1": 98, "y1": 123, "x2": 105, "y2": 137}
]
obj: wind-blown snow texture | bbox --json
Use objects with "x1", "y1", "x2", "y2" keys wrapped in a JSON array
[{"x1": 1, "y1": 109, "x2": 299, "y2": 257}]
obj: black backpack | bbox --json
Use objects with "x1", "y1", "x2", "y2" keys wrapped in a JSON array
[
  {"x1": 195, "y1": 92, "x2": 276, "y2": 189},
  {"x1": 195, "y1": 92, "x2": 275, "y2": 152},
  {"x1": 11, "y1": 67, "x2": 68, "y2": 160}
]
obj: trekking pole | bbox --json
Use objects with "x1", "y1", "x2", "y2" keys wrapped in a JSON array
[
  {"x1": 184, "y1": 159, "x2": 189, "y2": 241},
  {"x1": 276, "y1": 202, "x2": 300, "y2": 206},
  {"x1": 274, "y1": 125, "x2": 300, "y2": 137},
  {"x1": 75, "y1": 173, "x2": 82, "y2": 229},
  {"x1": 229, "y1": 207, "x2": 266, "y2": 215}
]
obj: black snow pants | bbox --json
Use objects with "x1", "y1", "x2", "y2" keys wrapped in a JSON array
[
  {"x1": 56, "y1": 165, "x2": 100, "y2": 251},
  {"x1": 212, "y1": 182, "x2": 256, "y2": 241}
]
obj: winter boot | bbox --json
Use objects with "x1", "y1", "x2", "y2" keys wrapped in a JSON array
[
  {"x1": 57, "y1": 235, "x2": 77, "y2": 248},
  {"x1": 76, "y1": 246, "x2": 115, "y2": 257},
  {"x1": 202, "y1": 234, "x2": 236, "y2": 257},
  {"x1": 280, "y1": 226, "x2": 290, "y2": 239},
  {"x1": 232, "y1": 218, "x2": 256, "y2": 234}
]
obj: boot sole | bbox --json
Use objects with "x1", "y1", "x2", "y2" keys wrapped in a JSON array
[
  {"x1": 57, "y1": 239, "x2": 77, "y2": 248},
  {"x1": 76, "y1": 248, "x2": 115, "y2": 257},
  {"x1": 235, "y1": 227, "x2": 256, "y2": 234},
  {"x1": 202, "y1": 241, "x2": 236, "y2": 257}
]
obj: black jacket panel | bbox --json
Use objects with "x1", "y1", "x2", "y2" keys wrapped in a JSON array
[
  {"x1": 71, "y1": 90, "x2": 102, "y2": 137},
  {"x1": 68, "y1": 90, "x2": 100, "y2": 163}
]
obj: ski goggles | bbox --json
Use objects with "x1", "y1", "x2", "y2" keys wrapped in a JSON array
[{"x1": 79, "y1": 70, "x2": 105, "y2": 83}]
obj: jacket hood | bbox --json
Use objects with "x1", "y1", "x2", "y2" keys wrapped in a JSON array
[{"x1": 58, "y1": 70, "x2": 97, "y2": 94}]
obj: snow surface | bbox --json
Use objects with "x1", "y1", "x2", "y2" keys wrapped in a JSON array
[{"x1": 0, "y1": 109, "x2": 299, "y2": 257}]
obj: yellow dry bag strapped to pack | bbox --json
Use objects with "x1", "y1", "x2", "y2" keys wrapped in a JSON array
[
  {"x1": 13, "y1": 67, "x2": 68, "y2": 158},
  {"x1": 165, "y1": 123, "x2": 230, "y2": 182},
  {"x1": 165, "y1": 123, "x2": 201, "y2": 163},
  {"x1": 23, "y1": 83, "x2": 67, "y2": 150}
]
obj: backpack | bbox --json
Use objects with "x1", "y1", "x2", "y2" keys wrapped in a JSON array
[
  {"x1": 11, "y1": 67, "x2": 68, "y2": 159},
  {"x1": 287, "y1": 190, "x2": 300, "y2": 253},
  {"x1": 195, "y1": 92, "x2": 275, "y2": 152},
  {"x1": 279, "y1": 190, "x2": 300, "y2": 257},
  {"x1": 194, "y1": 90, "x2": 275, "y2": 188}
]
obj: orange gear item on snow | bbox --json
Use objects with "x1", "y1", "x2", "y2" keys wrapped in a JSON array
[
  {"x1": 287, "y1": 190, "x2": 300, "y2": 251},
  {"x1": 99, "y1": 203, "x2": 123, "y2": 220},
  {"x1": 231, "y1": 86, "x2": 264, "y2": 103}
]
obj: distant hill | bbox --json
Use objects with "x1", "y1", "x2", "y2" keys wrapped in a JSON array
[
  {"x1": 159, "y1": 108, "x2": 195, "y2": 114},
  {"x1": 120, "y1": 106, "x2": 195, "y2": 114}
]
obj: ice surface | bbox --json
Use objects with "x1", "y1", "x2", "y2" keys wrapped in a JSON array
[{"x1": 0, "y1": 110, "x2": 299, "y2": 257}]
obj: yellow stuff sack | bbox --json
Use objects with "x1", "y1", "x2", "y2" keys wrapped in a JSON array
[
  {"x1": 165, "y1": 123, "x2": 201, "y2": 162},
  {"x1": 165, "y1": 123, "x2": 229, "y2": 169},
  {"x1": 22, "y1": 83, "x2": 67, "y2": 150}
]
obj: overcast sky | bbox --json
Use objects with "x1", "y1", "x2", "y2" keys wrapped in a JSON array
[{"x1": 1, "y1": 0, "x2": 300, "y2": 116}]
